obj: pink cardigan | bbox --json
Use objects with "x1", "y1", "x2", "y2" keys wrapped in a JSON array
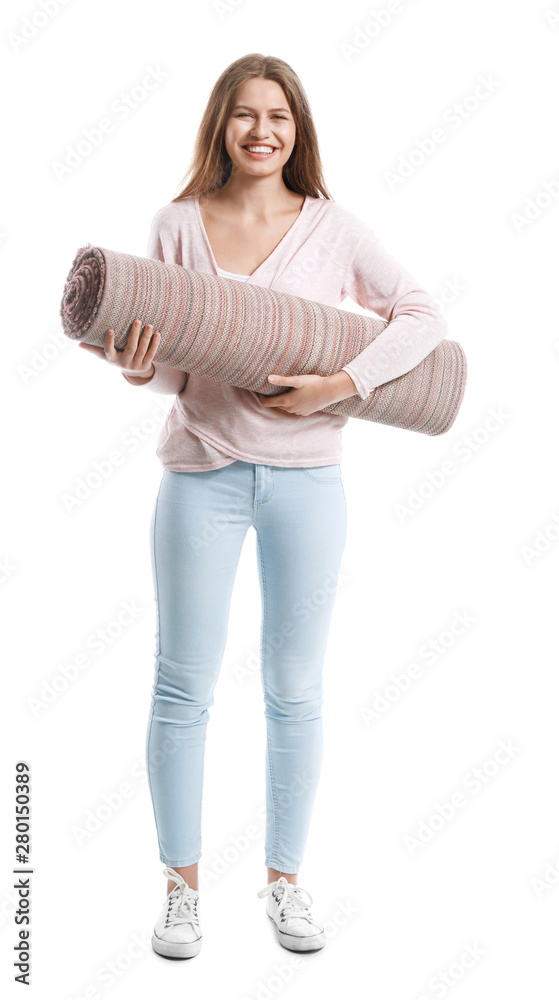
[{"x1": 122, "y1": 194, "x2": 449, "y2": 470}]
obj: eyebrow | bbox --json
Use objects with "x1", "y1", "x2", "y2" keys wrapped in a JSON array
[{"x1": 232, "y1": 105, "x2": 291, "y2": 113}]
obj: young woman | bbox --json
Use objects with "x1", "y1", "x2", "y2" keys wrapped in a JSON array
[{"x1": 80, "y1": 53, "x2": 448, "y2": 959}]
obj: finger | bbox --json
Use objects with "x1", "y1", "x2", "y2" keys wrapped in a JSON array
[
  {"x1": 268, "y1": 374, "x2": 299, "y2": 385},
  {"x1": 116, "y1": 319, "x2": 142, "y2": 359},
  {"x1": 143, "y1": 329, "x2": 161, "y2": 361},
  {"x1": 137, "y1": 322, "x2": 156, "y2": 351},
  {"x1": 104, "y1": 328, "x2": 117, "y2": 361},
  {"x1": 134, "y1": 323, "x2": 158, "y2": 364},
  {"x1": 137, "y1": 326, "x2": 159, "y2": 364},
  {"x1": 116, "y1": 319, "x2": 149, "y2": 367},
  {"x1": 265, "y1": 393, "x2": 283, "y2": 404}
]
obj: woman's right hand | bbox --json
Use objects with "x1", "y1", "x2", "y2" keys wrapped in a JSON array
[{"x1": 78, "y1": 319, "x2": 161, "y2": 379}]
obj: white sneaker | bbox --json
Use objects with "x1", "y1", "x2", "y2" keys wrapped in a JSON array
[
  {"x1": 151, "y1": 866, "x2": 202, "y2": 959},
  {"x1": 257, "y1": 876, "x2": 326, "y2": 952}
]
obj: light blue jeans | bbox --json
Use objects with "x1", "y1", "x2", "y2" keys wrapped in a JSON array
[{"x1": 146, "y1": 460, "x2": 347, "y2": 873}]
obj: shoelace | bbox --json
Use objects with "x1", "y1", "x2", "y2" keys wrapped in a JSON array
[
  {"x1": 257, "y1": 876, "x2": 315, "y2": 923},
  {"x1": 163, "y1": 866, "x2": 199, "y2": 927}
]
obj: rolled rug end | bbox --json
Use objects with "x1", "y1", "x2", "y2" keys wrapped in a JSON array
[{"x1": 60, "y1": 244, "x2": 107, "y2": 341}]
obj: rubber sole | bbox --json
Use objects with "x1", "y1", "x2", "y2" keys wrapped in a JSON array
[
  {"x1": 151, "y1": 931, "x2": 203, "y2": 959},
  {"x1": 267, "y1": 912, "x2": 326, "y2": 952}
]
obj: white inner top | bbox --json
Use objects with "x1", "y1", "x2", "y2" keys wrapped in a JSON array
[{"x1": 216, "y1": 265, "x2": 251, "y2": 282}]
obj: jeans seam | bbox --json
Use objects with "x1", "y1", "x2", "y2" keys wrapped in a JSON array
[
  {"x1": 253, "y1": 465, "x2": 275, "y2": 506},
  {"x1": 256, "y1": 526, "x2": 280, "y2": 864},
  {"x1": 147, "y1": 473, "x2": 165, "y2": 861},
  {"x1": 160, "y1": 852, "x2": 202, "y2": 867},
  {"x1": 301, "y1": 465, "x2": 341, "y2": 484}
]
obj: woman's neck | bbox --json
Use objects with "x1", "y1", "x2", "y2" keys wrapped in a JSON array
[{"x1": 203, "y1": 180, "x2": 302, "y2": 219}]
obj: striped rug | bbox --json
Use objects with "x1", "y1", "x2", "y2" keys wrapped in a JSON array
[{"x1": 60, "y1": 243, "x2": 467, "y2": 436}]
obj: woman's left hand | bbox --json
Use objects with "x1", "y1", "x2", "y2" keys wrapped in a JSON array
[{"x1": 256, "y1": 371, "x2": 358, "y2": 417}]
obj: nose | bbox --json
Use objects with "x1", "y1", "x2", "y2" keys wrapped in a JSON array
[{"x1": 248, "y1": 117, "x2": 272, "y2": 140}]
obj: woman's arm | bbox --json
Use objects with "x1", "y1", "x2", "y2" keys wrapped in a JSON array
[
  {"x1": 260, "y1": 225, "x2": 449, "y2": 416},
  {"x1": 122, "y1": 359, "x2": 187, "y2": 394},
  {"x1": 339, "y1": 226, "x2": 449, "y2": 400}
]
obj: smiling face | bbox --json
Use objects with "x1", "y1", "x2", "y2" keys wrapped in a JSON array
[{"x1": 223, "y1": 77, "x2": 297, "y2": 178}]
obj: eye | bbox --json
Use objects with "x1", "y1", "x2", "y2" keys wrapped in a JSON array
[{"x1": 236, "y1": 113, "x2": 287, "y2": 119}]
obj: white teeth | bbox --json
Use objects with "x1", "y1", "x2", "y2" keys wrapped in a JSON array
[{"x1": 245, "y1": 146, "x2": 275, "y2": 153}]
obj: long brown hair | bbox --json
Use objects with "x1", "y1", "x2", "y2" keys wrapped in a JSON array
[{"x1": 171, "y1": 53, "x2": 333, "y2": 203}]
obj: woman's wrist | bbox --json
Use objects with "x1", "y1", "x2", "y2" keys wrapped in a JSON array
[
  {"x1": 326, "y1": 370, "x2": 358, "y2": 401},
  {"x1": 122, "y1": 363, "x2": 155, "y2": 382}
]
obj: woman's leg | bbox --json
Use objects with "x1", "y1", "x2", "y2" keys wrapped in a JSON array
[
  {"x1": 253, "y1": 464, "x2": 347, "y2": 879},
  {"x1": 146, "y1": 464, "x2": 252, "y2": 889}
]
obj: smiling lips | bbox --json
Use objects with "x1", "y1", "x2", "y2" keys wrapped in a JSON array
[{"x1": 243, "y1": 144, "x2": 278, "y2": 156}]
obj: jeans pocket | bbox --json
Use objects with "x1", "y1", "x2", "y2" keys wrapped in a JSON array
[{"x1": 301, "y1": 464, "x2": 342, "y2": 484}]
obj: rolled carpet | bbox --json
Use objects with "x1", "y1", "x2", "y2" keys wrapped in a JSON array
[{"x1": 60, "y1": 243, "x2": 467, "y2": 435}]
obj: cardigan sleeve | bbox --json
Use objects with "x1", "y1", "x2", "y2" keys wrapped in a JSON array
[
  {"x1": 339, "y1": 225, "x2": 449, "y2": 400},
  {"x1": 121, "y1": 208, "x2": 188, "y2": 395}
]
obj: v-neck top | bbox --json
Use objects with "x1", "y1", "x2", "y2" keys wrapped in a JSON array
[
  {"x1": 216, "y1": 266, "x2": 250, "y2": 281},
  {"x1": 122, "y1": 194, "x2": 449, "y2": 470},
  {"x1": 196, "y1": 193, "x2": 309, "y2": 283}
]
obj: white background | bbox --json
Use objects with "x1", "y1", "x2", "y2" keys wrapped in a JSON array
[{"x1": 2, "y1": 0, "x2": 559, "y2": 997}]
